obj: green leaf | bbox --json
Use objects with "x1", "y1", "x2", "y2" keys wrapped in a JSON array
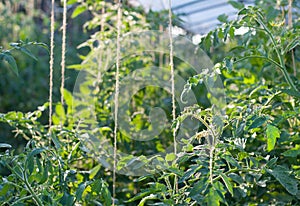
[
  {"x1": 238, "y1": 8, "x2": 248, "y2": 15},
  {"x1": 26, "y1": 148, "x2": 45, "y2": 174},
  {"x1": 0, "y1": 184, "x2": 12, "y2": 196},
  {"x1": 219, "y1": 173, "x2": 233, "y2": 196},
  {"x1": 55, "y1": 103, "x2": 66, "y2": 124},
  {"x1": 228, "y1": 173, "x2": 243, "y2": 184},
  {"x1": 60, "y1": 192, "x2": 74, "y2": 206},
  {"x1": 89, "y1": 164, "x2": 101, "y2": 179},
  {"x1": 267, "y1": 165, "x2": 298, "y2": 195},
  {"x1": 217, "y1": 14, "x2": 228, "y2": 23},
  {"x1": 266, "y1": 124, "x2": 280, "y2": 152},
  {"x1": 207, "y1": 187, "x2": 221, "y2": 206},
  {"x1": 3, "y1": 52, "x2": 18, "y2": 75},
  {"x1": 76, "y1": 183, "x2": 87, "y2": 200},
  {"x1": 39, "y1": 160, "x2": 49, "y2": 184},
  {"x1": 19, "y1": 47, "x2": 38, "y2": 61},
  {"x1": 67, "y1": 0, "x2": 77, "y2": 5},
  {"x1": 282, "y1": 147, "x2": 300, "y2": 158},
  {"x1": 32, "y1": 42, "x2": 49, "y2": 53},
  {"x1": 71, "y1": 5, "x2": 86, "y2": 18},
  {"x1": 63, "y1": 89, "x2": 73, "y2": 110},
  {"x1": 223, "y1": 57, "x2": 234, "y2": 72},
  {"x1": 50, "y1": 132, "x2": 61, "y2": 149},
  {"x1": 281, "y1": 89, "x2": 300, "y2": 98},
  {"x1": 284, "y1": 37, "x2": 299, "y2": 54},
  {"x1": 228, "y1": 1, "x2": 244, "y2": 9},
  {"x1": 248, "y1": 116, "x2": 267, "y2": 129},
  {"x1": 165, "y1": 153, "x2": 176, "y2": 162},
  {"x1": 102, "y1": 186, "x2": 112, "y2": 206}
]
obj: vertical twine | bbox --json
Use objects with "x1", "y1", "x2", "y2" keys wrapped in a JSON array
[
  {"x1": 49, "y1": 0, "x2": 55, "y2": 131},
  {"x1": 113, "y1": 0, "x2": 122, "y2": 204},
  {"x1": 168, "y1": 0, "x2": 177, "y2": 156},
  {"x1": 60, "y1": 0, "x2": 67, "y2": 106},
  {"x1": 168, "y1": 0, "x2": 178, "y2": 194}
]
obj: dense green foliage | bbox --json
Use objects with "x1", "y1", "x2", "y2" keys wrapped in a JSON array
[{"x1": 0, "y1": 0, "x2": 299, "y2": 205}]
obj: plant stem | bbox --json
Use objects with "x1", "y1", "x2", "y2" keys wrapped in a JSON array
[
  {"x1": 254, "y1": 16, "x2": 298, "y2": 92},
  {"x1": 209, "y1": 146, "x2": 215, "y2": 185},
  {"x1": 23, "y1": 171, "x2": 44, "y2": 206},
  {"x1": 6, "y1": 163, "x2": 43, "y2": 206},
  {"x1": 234, "y1": 55, "x2": 298, "y2": 92}
]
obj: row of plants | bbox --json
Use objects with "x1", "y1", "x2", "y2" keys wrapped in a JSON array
[{"x1": 0, "y1": 0, "x2": 299, "y2": 205}]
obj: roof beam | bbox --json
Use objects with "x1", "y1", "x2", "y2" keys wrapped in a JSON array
[
  {"x1": 178, "y1": 2, "x2": 228, "y2": 16},
  {"x1": 172, "y1": 0, "x2": 206, "y2": 11}
]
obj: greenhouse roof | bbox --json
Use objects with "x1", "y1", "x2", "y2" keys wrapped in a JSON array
[{"x1": 132, "y1": 0, "x2": 254, "y2": 34}]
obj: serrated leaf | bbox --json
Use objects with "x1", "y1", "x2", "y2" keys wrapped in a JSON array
[
  {"x1": 71, "y1": 5, "x2": 86, "y2": 18},
  {"x1": 267, "y1": 165, "x2": 298, "y2": 195},
  {"x1": 219, "y1": 173, "x2": 233, "y2": 196},
  {"x1": 266, "y1": 124, "x2": 280, "y2": 152},
  {"x1": 3, "y1": 53, "x2": 18, "y2": 75}
]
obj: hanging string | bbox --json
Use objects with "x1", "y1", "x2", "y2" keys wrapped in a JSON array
[
  {"x1": 49, "y1": 0, "x2": 55, "y2": 132},
  {"x1": 60, "y1": 0, "x2": 67, "y2": 107},
  {"x1": 113, "y1": 0, "x2": 122, "y2": 203},
  {"x1": 168, "y1": 0, "x2": 177, "y2": 156},
  {"x1": 168, "y1": 0, "x2": 178, "y2": 194}
]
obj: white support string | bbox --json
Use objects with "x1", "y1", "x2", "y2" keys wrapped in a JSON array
[
  {"x1": 60, "y1": 0, "x2": 67, "y2": 107},
  {"x1": 168, "y1": 0, "x2": 179, "y2": 194},
  {"x1": 168, "y1": 0, "x2": 177, "y2": 156},
  {"x1": 49, "y1": 0, "x2": 55, "y2": 132},
  {"x1": 113, "y1": 0, "x2": 122, "y2": 204}
]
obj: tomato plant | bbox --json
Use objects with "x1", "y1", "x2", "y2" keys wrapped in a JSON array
[{"x1": 0, "y1": 0, "x2": 299, "y2": 205}]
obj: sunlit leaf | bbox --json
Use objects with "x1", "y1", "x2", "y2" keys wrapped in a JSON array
[
  {"x1": 71, "y1": 5, "x2": 86, "y2": 18},
  {"x1": 89, "y1": 164, "x2": 101, "y2": 179},
  {"x1": 266, "y1": 124, "x2": 280, "y2": 152},
  {"x1": 220, "y1": 173, "x2": 233, "y2": 196}
]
